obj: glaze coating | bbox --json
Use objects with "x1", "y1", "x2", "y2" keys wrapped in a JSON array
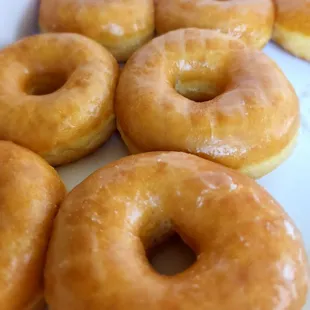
[
  {"x1": 45, "y1": 152, "x2": 309, "y2": 310},
  {"x1": 116, "y1": 28, "x2": 300, "y2": 178},
  {"x1": 0, "y1": 141, "x2": 65, "y2": 310},
  {"x1": 39, "y1": 0, "x2": 155, "y2": 62},
  {"x1": 273, "y1": 0, "x2": 310, "y2": 61},
  {"x1": 155, "y1": 0, "x2": 275, "y2": 49},
  {"x1": 0, "y1": 33, "x2": 119, "y2": 166}
]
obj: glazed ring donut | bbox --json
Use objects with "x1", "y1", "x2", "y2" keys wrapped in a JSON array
[
  {"x1": 0, "y1": 141, "x2": 65, "y2": 310},
  {"x1": 45, "y1": 152, "x2": 309, "y2": 310},
  {"x1": 0, "y1": 33, "x2": 118, "y2": 166},
  {"x1": 39, "y1": 0, "x2": 155, "y2": 62},
  {"x1": 116, "y1": 28, "x2": 300, "y2": 179},
  {"x1": 155, "y1": 0, "x2": 274, "y2": 49},
  {"x1": 273, "y1": 0, "x2": 310, "y2": 61}
]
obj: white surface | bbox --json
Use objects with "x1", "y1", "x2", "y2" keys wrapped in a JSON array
[
  {"x1": 2, "y1": 0, "x2": 310, "y2": 308},
  {"x1": 0, "y1": 1, "x2": 39, "y2": 47}
]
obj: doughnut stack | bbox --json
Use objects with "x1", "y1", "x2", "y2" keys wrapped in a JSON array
[{"x1": 0, "y1": 1, "x2": 308, "y2": 310}]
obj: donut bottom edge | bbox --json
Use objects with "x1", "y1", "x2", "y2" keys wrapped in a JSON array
[
  {"x1": 117, "y1": 122, "x2": 299, "y2": 179},
  {"x1": 41, "y1": 115, "x2": 116, "y2": 167},
  {"x1": 273, "y1": 24, "x2": 310, "y2": 62}
]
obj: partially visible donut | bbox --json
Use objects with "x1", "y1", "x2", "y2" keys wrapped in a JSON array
[
  {"x1": 45, "y1": 152, "x2": 309, "y2": 310},
  {"x1": 39, "y1": 0, "x2": 155, "y2": 62},
  {"x1": 115, "y1": 28, "x2": 300, "y2": 179},
  {"x1": 0, "y1": 141, "x2": 65, "y2": 310},
  {"x1": 273, "y1": 0, "x2": 310, "y2": 61},
  {"x1": 155, "y1": 0, "x2": 275, "y2": 49},
  {"x1": 0, "y1": 33, "x2": 118, "y2": 166}
]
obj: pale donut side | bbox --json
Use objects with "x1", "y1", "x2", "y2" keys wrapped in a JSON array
[
  {"x1": 45, "y1": 152, "x2": 309, "y2": 310},
  {"x1": 0, "y1": 141, "x2": 66, "y2": 310},
  {"x1": 273, "y1": 0, "x2": 310, "y2": 61},
  {"x1": 117, "y1": 123, "x2": 299, "y2": 180},
  {"x1": 115, "y1": 28, "x2": 300, "y2": 178},
  {"x1": 155, "y1": 0, "x2": 275, "y2": 49},
  {"x1": 39, "y1": 0, "x2": 155, "y2": 62},
  {"x1": 0, "y1": 33, "x2": 119, "y2": 166}
]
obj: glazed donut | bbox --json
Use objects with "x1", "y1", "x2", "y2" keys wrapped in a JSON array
[
  {"x1": 155, "y1": 0, "x2": 274, "y2": 49},
  {"x1": 0, "y1": 33, "x2": 118, "y2": 166},
  {"x1": 0, "y1": 141, "x2": 65, "y2": 310},
  {"x1": 115, "y1": 28, "x2": 300, "y2": 179},
  {"x1": 45, "y1": 152, "x2": 309, "y2": 310},
  {"x1": 273, "y1": 0, "x2": 310, "y2": 61},
  {"x1": 39, "y1": 0, "x2": 155, "y2": 62}
]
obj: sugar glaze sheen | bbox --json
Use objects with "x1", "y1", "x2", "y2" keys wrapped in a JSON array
[
  {"x1": 39, "y1": 0, "x2": 155, "y2": 62},
  {"x1": 116, "y1": 28, "x2": 300, "y2": 179},
  {"x1": 45, "y1": 152, "x2": 309, "y2": 310}
]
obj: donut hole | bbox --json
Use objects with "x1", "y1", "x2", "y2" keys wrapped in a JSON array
[
  {"x1": 25, "y1": 71, "x2": 67, "y2": 96},
  {"x1": 174, "y1": 66, "x2": 227, "y2": 102},
  {"x1": 175, "y1": 79, "x2": 224, "y2": 102},
  {"x1": 147, "y1": 233, "x2": 197, "y2": 276}
]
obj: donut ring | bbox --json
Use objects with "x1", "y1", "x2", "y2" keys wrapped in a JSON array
[
  {"x1": 0, "y1": 141, "x2": 65, "y2": 310},
  {"x1": 155, "y1": 0, "x2": 275, "y2": 49},
  {"x1": 115, "y1": 29, "x2": 300, "y2": 178},
  {"x1": 0, "y1": 33, "x2": 118, "y2": 166},
  {"x1": 45, "y1": 152, "x2": 309, "y2": 310},
  {"x1": 273, "y1": 0, "x2": 310, "y2": 61},
  {"x1": 39, "y1": 0, "x2": 155, "y2": 62}
]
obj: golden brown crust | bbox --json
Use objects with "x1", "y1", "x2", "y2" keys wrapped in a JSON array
[
  {"x1": 115, "y1": 28, "x2": 300, "y2": 178},
  {"x1": 155, "y1": 0, "x2": 275, "y2": 49},
  {"x1": 45, "y1": 152, "x2": 309, "y2": 310},
  {"x1": 273, "y1": 0, "x2": 310, "y2": 61},
  {"x1": 0, "y1": 141, "x2": 66, "y2": 310},
  {"x1": 0, "y1": 33, "x2": 119, "y2": 166},
  {"x1": 39, "y1": 0, "x2": 155, "y2": 62}
]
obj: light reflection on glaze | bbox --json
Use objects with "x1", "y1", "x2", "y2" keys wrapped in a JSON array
[{"x1": 101, "y1": 23, "x2": 125, "y2": 36}]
